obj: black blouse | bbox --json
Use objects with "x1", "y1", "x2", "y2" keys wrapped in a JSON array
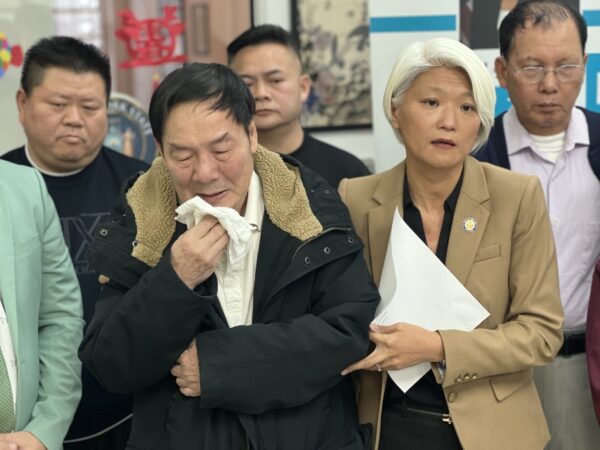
[{"x1": 384, "y1": 169, "x2": 463, "y2": 412}]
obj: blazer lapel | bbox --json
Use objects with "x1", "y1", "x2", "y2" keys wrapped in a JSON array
[
  {"x1": 446, "y1": 157, "x2": 490, "y2": 284},
  {"x1": 368, "y1": 162, "x2": 405, "y2": 285},
  {"x1": 0, "y1": 185, "x2": 19, "y2": 354}
]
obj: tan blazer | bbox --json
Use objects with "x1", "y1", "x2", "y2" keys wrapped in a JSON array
[{"x1": 339, "y1": 157, "x2": 564, "y2": 450}]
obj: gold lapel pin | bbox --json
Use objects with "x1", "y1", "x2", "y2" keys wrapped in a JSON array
[{"x1": 463, "y1": 217, "x2": 478, "y2": 233}]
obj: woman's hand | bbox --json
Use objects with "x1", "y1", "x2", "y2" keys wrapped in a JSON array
[{"x1": 341, "y1": 322, "x2": 445, "y2": 375}]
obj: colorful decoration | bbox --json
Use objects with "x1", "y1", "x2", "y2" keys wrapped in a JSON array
[
  {"x1": 0, "y1": 32, "x2": 23, "y2": 78},
  {"x1": 115, "y1": 6, "x2": 186, "y2": 69}
]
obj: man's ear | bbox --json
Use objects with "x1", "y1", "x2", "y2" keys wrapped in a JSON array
[
  {"x1": 248, "y1": 120, "x2": 258, "y2": 153},
  {"x1": 156, "y1": 140, "x2": 164, "y2": 158},
  {"x1": 299, "y1": 73, "x2": 311, "y2": 103},
  {"x1": 16, "y1": 88, "x2": 27, "y2": 125},
  {"x1": 495, "y1": 57, "x2": 509, "y2": 88}
]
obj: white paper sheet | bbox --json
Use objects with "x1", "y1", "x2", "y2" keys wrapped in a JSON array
[{"x1": 375, "y1": 209, "x2": 489, "y2": 392}]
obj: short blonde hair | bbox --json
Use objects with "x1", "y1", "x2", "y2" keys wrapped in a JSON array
[{"x1": 383, "y1": 38, "x2": 495, "y2": 152}]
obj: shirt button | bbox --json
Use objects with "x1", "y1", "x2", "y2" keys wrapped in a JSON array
[
  {"x1": 464, "y1": 374, "x2": 471, "y2": 381},
  {"x1": 448, "y1": 392, "x2": 457, "y2": 403},
  {"x1": 323, "y1": 246, "x2": 331, "y2": 255},
  {"x1": 99, "y1": 228, "x2": 108, "y2": 236},
  {"x1": 472, "y1": 373, "x2": 478, "y2": 380},
  {"x1": 304, "y1": 256, "x2": 311, "y2": 265},
  {"x1": 455, "y1": 376, "x2": 463, "y2": 383},
  {"x1": 549, "y1": 216, "x2": 559, "y2": 225}
]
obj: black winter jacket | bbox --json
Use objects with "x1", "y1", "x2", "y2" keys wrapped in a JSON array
[{"x1": 79, "y1": 146, "x2": 378, "y2": 450}]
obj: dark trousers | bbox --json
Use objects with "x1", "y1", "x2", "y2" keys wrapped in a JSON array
[
  {"x1": 379, "y1": 405, "x2": 462, "y2": 450},
  {"x1": 63, "y1": 418, "x2": 131, "y2": 450}
]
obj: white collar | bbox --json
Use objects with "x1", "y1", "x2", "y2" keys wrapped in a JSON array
[
  {"x1": 24, "y1": 144, "x2": 84, "y2": 177},
  {"x1": 243, "y1": 171, "x2": 265, "y2": 231},
  {"x1": 504, "y1": 107, "x2": 589, "y2": 156}
]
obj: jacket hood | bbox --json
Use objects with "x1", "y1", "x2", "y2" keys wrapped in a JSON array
[{"x1": 126, "y1": 145, "x2": 327, "y2": 267}]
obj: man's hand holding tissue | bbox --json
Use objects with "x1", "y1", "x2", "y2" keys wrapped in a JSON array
[{"x1": 170, "y1": 215, "x2": 229, "y2": 289}]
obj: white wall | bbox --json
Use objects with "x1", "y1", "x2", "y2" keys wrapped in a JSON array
[
  {"x1": 253, "y1": 0, "x2": 376, "y2": 166},
  {"x1": 0, "y1": 0, "x2": 54, "y2": 155}
]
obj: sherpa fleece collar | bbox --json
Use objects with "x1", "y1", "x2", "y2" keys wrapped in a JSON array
[{"x1": 125, "y1": 145, "x2": 324, "y2": 267}]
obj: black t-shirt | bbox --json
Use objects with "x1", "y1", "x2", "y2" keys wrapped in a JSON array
[
  {"x1": 1, "y1": 146, "x2": 148, "y2": 439},
  {"x1": 384, "y1": 170, "x2": 463, "y2": 412},
  {"x1": 289, "y1": 133, "x2": 370, "y2": 187}
]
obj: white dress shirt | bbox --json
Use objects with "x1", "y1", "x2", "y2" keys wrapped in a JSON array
[
  {"x1": 504, "y1": 107, "x2": 600, "y2": 330},
  {"x1": 214, "y1": 172, "x2": 264, "y2": 327},
  {"x1": 0, "y1": 295, "x2": 18, "y2": 407}
]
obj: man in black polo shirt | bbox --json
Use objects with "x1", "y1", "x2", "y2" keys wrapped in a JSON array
[
  {"x1": 1, "y1": 36, "x2": 148, "y2": 450},
  {"x1": 228, "y1": 24, "x2": 370, "y2": 188}
]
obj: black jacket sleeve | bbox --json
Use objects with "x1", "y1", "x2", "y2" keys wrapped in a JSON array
[
  {"x1": 79, "y1": 253, "x2": 221, "y2": 394},
  {"x1": 195, "y1": 250, "x2": 378, "y2": 414}
]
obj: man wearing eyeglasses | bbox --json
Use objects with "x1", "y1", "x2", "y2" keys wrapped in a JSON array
[{"x1": 477, "y1": 1, "x2": 600, "y2": 449}]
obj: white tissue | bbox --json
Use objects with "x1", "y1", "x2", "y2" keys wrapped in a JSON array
[{"x1": 175, "y1": 196, "x2": 254, "y2": 266}]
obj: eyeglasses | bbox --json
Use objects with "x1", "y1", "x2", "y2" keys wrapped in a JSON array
[{"x1": 508, "y1": 62, "x2": 584, "y2": 84}]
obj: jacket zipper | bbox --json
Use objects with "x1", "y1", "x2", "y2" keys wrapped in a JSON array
[
  {"x1": 291, "y1": 226, "x2": 352, "y2": 261},
  {"x1": 404, "y1": 406, "x2": 453, "y2": 424},
  {"x1": 243, "y1": 226, "x2": 354, "y2": 450}
]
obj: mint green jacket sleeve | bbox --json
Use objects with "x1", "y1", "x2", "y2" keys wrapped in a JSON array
[{"x1": 0, "y1": 162, "x2": 83, "y2": 450}]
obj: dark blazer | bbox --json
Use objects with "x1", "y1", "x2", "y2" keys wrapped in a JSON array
[
  {"x1": 339, "y1": 157, "x2": 564, "y2": 450},
  {"x1": 476, "y1": 107, "x2": 600, "y2": 180},
  {"x1": 587, "y1": 259, "x2": 600, "y2": 424}
]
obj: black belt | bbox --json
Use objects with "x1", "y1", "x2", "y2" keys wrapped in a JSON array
[{"x1": 558, "y1": 332, "x2": 585, "y2": 356}]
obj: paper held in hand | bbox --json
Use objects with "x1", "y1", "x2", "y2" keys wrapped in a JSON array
[{"x1": 375, "y1": 209, "x2": 489, "y2": 392}]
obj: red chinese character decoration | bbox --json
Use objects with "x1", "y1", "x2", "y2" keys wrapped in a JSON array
[{"x1": 116, "y1": 6, "x2": 186, "y2": 69}]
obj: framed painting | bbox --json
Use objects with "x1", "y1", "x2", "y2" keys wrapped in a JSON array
[{"x1": 291, "y1": 0, "x2": 372, "y2": 130}]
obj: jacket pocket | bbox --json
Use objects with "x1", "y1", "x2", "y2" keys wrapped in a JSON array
[
  {"x1": 316, "y1": 404, "x2": 332, "y2": 448},
  {"x1": 490, "y1": 369, "x2": 531, "y2": 402},
  {"x1": 473, "y1": 244, "x2": 500, "y2": 263}
]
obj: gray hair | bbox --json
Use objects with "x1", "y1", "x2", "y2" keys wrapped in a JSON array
[{"x1": 383, "y1": 38, "x2": 495, "y2": 152}]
